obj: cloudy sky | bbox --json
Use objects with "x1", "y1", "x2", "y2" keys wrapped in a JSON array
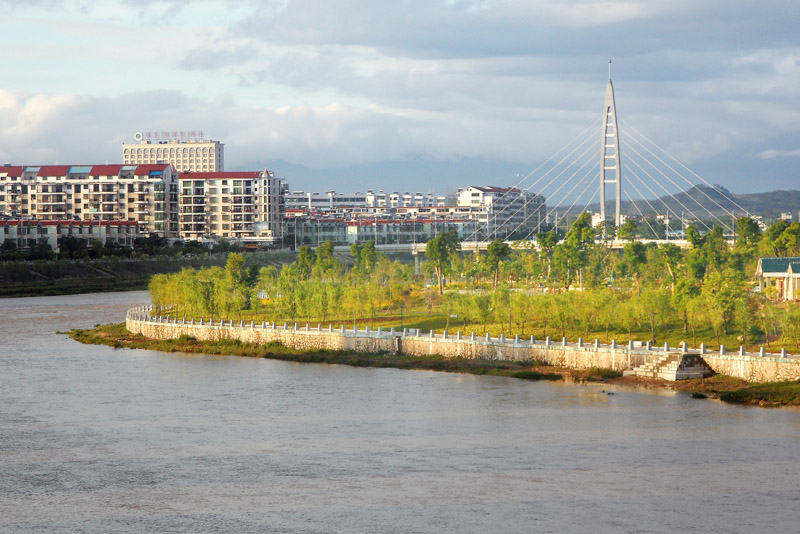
[{"x1": 1, "y1": 0, "x2": 799, "y2": 199}]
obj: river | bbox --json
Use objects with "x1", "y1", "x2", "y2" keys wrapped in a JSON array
[{"x1": 1, "y1": 291, "x2": 799, "y2": 533}]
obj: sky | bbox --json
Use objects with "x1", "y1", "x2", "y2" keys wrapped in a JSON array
[{"x1": 1, "y1": 0, "x2": 799, "y2": 200}]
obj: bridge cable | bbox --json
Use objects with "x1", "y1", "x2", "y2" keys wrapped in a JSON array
[
  {"x1": 621, "y1": 120, "x2": 751, "y2": 217},
  {"x1": 622, "y1": 163, "x2": 682, "y2": 222},
  {"x1": 501, "y1": 141, "x2": 598, "y2": 238},
  {"x1": 622, "y1": 175, "x2": 664, "y2": 238},
  {"x1": 462, "y1": 117, "x2": 602, "y2": 242},
  {"x1": 517, "y1": 166, "x2": 597, "y2": 243},
  {"x1": 624, "y1": 142, "x2": 725, "y2": 231}
]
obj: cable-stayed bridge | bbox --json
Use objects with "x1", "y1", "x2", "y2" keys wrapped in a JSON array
[
  {"x1": 332, "y1": 65, "x2": 748, "y2": 254},
  {"x1": 470, "y1": 63, "x2": 749, "y2": 246}
]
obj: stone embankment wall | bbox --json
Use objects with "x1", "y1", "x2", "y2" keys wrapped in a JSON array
[{"x1": 126, "y1": 306, "x2": 800, "y2": 382}]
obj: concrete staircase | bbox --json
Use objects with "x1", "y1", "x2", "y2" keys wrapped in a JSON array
[{"x1": 623, "y1": 353, "x2": 714, "y2": 381}]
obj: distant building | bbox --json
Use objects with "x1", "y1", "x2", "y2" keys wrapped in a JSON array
[
  {"x1": 123, "y1": 132, "x2": 224, "y2": 173},
  {"x1": 282, "y1": 188, "x2": 445, "y2": 211},
  {"x1": 0, "y1": 219, "x2": 140, "y2": 252},
  {"x1": 457, "y1": 185, "x2": 546, "y2": 238},
  {"x1": 285, "y1": 212, "x2": 482, "y2": 246},
  {"x1": 283, "y1": 190, "x2": 369, "y2": 212}
]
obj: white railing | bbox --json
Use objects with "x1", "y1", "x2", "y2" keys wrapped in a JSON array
[{"x1": 125, "y1": 305, "x2": 797, "y2": 360}]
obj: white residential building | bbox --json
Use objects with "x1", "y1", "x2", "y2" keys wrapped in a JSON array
[
  {"x1": 457, "y1": 185, "x2": 546, "y2": 238},
  {"x1": 178, "y1": 170, "x2": 284, "y2": 241}
]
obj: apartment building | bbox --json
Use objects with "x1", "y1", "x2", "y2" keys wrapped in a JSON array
[
  {"x1": 178, "y1": 170, "x2": 284, "y2": 241},
  {"x1": 0, "y1": 164, "x2": 178, "y2": 236},
  {"x1": 457, "y1": 185, "x2": 546, "y2": 238},
  {"x1": 364, "y1": 190, "x2": 445, "y2": 208},
  {"x1": 123, "y1": 134, "x2": 224, "y2": 172},
  {"x1": 286, "y1": 213, "x2": 481, "y2": 246},
  {"x1": 283, "y1": 188, "x2": 446, "y2": 212},
  {"x1": 284, "y1": 189, "x2": 369, "y2": 212}
]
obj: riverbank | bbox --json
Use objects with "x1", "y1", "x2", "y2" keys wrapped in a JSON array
[
  {"x1": 0, "y1": 257, "x2": 226, "y2": 298},
  {"x1": 69, "y1": 322, "x2": 800, "y2": 406}
]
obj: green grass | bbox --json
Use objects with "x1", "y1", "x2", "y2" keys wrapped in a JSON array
[
  {"x1": 719, "y1": 381, "x2": 800, "y2": 407},
  {"x1": 69, "y1": 323, "x2": 564, "y2": 382}
]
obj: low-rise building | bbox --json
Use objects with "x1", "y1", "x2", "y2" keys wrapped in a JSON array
[
  {"x1": 756, "y1": 257, "x2": 800, "y2": 301},
  {"x1": 0, "y1": 219, "x2": 140, "y2": 252}
]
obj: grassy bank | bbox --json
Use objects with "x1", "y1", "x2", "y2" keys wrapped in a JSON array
[
  {"x1": 68, "y1": 323, "x2": 800, "y2": 407},
  {"x1": 719, "y1": 382, "x2": 800, "y2": 407},
  {"x1": 68, "y1": 323, "x2": 621, "y2": 383}
]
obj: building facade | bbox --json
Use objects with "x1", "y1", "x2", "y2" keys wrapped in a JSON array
[
  {"x1": 283, "y1": 188, "x2": 446, "y2": 212},
  {"x1": 457, "y1": 185, "x2": 546, "y2": 238},
  {"x1": 0, "y1": 219, "x2": 140, "y2": 251},
  {"x1": 0, "y1": 164, "x2": 178, "y2": 237},
  {"x1": 123, "y1": 136, "x2": 224, "y2": 173},
  {"x1": 178, "y1": 170, "x2": 284, "y2": 241}
]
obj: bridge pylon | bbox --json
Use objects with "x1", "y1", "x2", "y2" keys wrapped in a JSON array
[{"x1": 600, "y1": 61, "x2": 623, "y2": 227}]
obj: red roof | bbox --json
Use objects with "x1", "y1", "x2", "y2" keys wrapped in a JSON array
[
  {"x1": 134, "y1": 164, "x2": 171, "y2": 176},
  {"x1": 179, "y1": 171, "x2": 261, "y2": 180},
  {"x1": 37, "y1": 166, "x2": 72, "y2": 177},
  {"x1": 90, "y1": 165, "x2": 123, "y2": 176},
  {"x1": 0, "y1": 166, "x2": 23, "y2": 177}
]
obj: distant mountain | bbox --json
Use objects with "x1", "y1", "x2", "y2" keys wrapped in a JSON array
[{"x1": 564, "y1": 185, "x2": 800, "y2": 222}]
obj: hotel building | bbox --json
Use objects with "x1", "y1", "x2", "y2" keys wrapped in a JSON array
[{"x1": 122, "y1": 134, "x2": 224, "y2": 173}]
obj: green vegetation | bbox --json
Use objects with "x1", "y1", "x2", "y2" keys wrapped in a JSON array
[
  {"x1": 719, "y1": 381, "x2": 800, "y2": 407},
  {"x1": 68, "y1": 322, "x2": 567, "y2": 381},
  {"x1": 146, "y1": 215, "x2": 800, "y2": 354},
  {"x1": 0, "y1": 247, "x2": 297, "y2": 298}
]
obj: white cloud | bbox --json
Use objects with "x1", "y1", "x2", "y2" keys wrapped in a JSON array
[{"x1": 758, "y1": 149, "x2": 800, "y2": 160}]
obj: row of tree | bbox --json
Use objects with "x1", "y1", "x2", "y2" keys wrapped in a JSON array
[{"x1": 150, "y1": 216, "x2": 800, "y2": 349}]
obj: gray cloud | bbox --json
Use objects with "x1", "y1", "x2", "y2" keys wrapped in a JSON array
[{"x1": 2, "y1": 0, "x2": 800, "y2": 195}]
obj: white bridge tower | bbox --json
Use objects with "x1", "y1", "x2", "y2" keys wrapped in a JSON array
[{"x1": 600, "y1": 60, "x2": 622, "y2": 226}]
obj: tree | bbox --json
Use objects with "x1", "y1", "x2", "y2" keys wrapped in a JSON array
[
  {"x1": 564, "y1": 212, "x2": 595, "y2": 249},
  {"x1": 536, "y1": 230, "x2": 559, "y2": 281},
  {"x1": 685, "y1": 225, "x2": 704, "y2": 248},
  {"x1": 473, "y1": 294, "x2": 492, "y2": 333},
  {"x1": 618, "y1": 219, "x2": 638, "y2": 242},
  {"x1": 736, "y1": 217, "x2": 761, "y2": 248},
  {"x1": 672, "y1": 274, "x2": 701, "y2": 333},
  {"x1": 485, "y1": 238, "x2": 512, "y2": 289},
  {"x1": 596, "y1": 220, "x2": 616, "y2": 243},
  {"x1": 702, "y1": 268, "x2": 745, "y2": 338},
  {"x1": 657, "y1": 243, "x2": 682, "y2": 294},
  {"x1": 639, "y1": 288, "x2": 672, "y2": 343},
  {"x1": 222, "y1": 252, "x2": 249, "y2": 318},
  {"x1": 314, "y1": 240, "x2": 338, "y2": 278},
  {"x1": 622, "y1": 242, "x2": 647, "y2": 294},
  {"x1": 425, "y1": 230, "x2": 460, "y2": 295},
  {"x1": 296, "y1": 246, "x2": 316, "y2": 279}
]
